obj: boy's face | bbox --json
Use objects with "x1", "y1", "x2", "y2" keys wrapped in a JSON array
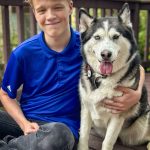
[{"x1": 33, "y1": 0, "x2": 73, "y2": 39}]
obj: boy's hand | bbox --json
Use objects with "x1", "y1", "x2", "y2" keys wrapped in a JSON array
[
  {"x1": 21, "y1": 121, "x2": 39, "y2": 135},
  {"x1": 103, "y1": 86, "x2": 141, "y2": 114}
]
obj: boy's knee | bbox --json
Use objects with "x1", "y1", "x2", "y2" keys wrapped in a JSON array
[{"x1": 36, "y1": 122, "x2": 75, "y2": 150}]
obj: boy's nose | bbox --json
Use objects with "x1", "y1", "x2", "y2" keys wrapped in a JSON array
[{"x1": 46, "y1": 9, "x2": 56, "y2": 20}]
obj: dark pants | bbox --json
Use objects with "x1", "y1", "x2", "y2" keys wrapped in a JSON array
[{"x1": 0, "y1": 110, "x2": 77, "y2": 150}]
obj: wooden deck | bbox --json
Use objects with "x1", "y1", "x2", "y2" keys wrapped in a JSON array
[{"x1": 89, "y1": 73, "x2": 150, "y2": 150}]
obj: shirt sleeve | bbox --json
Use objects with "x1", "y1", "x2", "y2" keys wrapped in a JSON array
[{"x1": 1, "y1": 52, "x2": 24, "y2": 99}]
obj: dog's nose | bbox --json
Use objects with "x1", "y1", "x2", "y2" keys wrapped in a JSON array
[{"x1": 101, "y1": 50, "x2": 112, "y2": 60}]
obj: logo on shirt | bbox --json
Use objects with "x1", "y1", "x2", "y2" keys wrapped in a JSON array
[{"x1": 7, "y1": 85, "x2": 12, "y2": 92}]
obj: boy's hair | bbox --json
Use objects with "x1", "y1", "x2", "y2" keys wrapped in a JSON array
[
  {"x1": 25, "y1": 0, "x2": 72, "y2": 7},
  {"x1": 24, "y1": 0, "x2": 33, "y2": 7}
]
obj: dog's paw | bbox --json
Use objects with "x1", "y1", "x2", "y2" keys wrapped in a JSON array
[
  {"x1": 102, "y1": 147, "x2": 113, "y2": 150},
  {"x1": 102, "y1": 143, "x2": 113, "y2": 150},
  {"x1": 77, "y1": 143, "x2": 89, "y2": 150},
  {"x1": 147, "y1": 142, "x2": 150, "y2": 150}
]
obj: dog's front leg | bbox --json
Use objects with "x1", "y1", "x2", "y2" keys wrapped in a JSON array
[
  {"x1": 78, "y1": 104, "x2": 92, "y2": 150},
  {"x1": 102, "y1": 116, "x2": 125, "y2": 150}
]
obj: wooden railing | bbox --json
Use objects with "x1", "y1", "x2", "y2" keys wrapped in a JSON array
[{"x1": 0, "y1": 0, "x2": 150, "y2": 71}]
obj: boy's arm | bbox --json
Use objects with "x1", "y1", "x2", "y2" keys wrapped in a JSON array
[
  {"x1": 0, "y1": 88, "x2": 39, "y2": 135},
  {"x1": 137, "y1": 65, "x2": 145, "y2": 92},
  {"x1": 103, "y1": 65, "x2": 145, "y2": 113}
]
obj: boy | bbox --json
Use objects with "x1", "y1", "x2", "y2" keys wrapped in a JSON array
[{"x1": 0, "y1": 0, "x2": 145, "y2": 149}]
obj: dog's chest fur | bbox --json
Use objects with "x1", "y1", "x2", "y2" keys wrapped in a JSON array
[{"x1": 79, "y1": 65, "x2": 138, "y2": 130}]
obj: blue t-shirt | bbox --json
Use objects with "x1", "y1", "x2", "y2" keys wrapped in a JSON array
[{"x1": 2, "y1": 28, "x2": 82, "y2": 139}]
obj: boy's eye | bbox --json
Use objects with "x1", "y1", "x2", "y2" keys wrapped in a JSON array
[
  {"x1": 54, "y1": 7, "x2": 64, "y2": 10},
  {"x1": 37, "y1": 9, "x2": 46, "y2": 14},
  {"x1": 39, "y1": 9, "x2": 45, "y2": 12}
]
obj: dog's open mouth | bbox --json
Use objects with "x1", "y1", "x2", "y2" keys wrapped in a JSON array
[{"x1": 100, "y1": 61, "x2": 113, "y2": 75}]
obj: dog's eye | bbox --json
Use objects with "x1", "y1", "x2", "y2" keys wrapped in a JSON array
[
  {"x1": 94, "y1": 35, "x2": 101, "y2": 40},
  {"x1": 112, "y1": 34, "x2": 120, "y2": 40}
]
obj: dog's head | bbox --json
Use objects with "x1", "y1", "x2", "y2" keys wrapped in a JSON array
[{"x1": 79, "y1": 3, "x2": 138, "y2": 76}]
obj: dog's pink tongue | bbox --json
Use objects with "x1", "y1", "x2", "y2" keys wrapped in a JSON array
[{"x1": 100, "y1": 62, "x2": 113, "y2": 75}]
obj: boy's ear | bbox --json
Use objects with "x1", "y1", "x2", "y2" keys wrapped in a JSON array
[
  {"x1": 69, "y1": 0, "x2": 73, "y2": 15},
  {"x1": 79, "y1": 8, "x2": 94, "y2": 33},
  {"x1": 118, "y1": 3, "x2": 132, "y2": 27}
]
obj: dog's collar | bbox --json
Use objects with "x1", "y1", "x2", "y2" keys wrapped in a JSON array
[
  {"x1": 85, "y1": 64, "x2": 107, "y2": 79},
  {"x1": 85, "y1": 64, "x2": 107, "y2": 89},
  {"x1": 86, "y1": 64, "x2": 92, "y2": 78}
]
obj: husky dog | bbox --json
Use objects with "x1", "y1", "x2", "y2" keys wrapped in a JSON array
[{"x1": 78, "y1": 3, "x2": 150, "y2": 150}]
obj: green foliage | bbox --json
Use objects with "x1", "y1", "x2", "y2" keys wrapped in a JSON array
[
  {"x1": 10, "y1": 12, "x2": 18, "y2": 49},
  {"x1": 138, "y1": 11, "x2": 147, "y2": 58},
  {"x1": 24, "y1": 11, "x2": 32, "y2": 40}
]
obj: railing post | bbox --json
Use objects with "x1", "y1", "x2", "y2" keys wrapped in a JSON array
[
  {"x1": 16, "y1": 6, "x2": 25, "y2": 43},
  {"x1": 29, "y1": 8, "x2": 37, "y2": 36},
  {"x1": 1, "y1": 5, "x2": 11, "y2": 65},
  {"x1": 131, "y1": 3, "x2": 139, "y2": 41}
]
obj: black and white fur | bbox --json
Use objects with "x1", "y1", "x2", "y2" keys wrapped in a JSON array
[{"x1": 78, "y1": 3, "x2": 150, "y2": 150}]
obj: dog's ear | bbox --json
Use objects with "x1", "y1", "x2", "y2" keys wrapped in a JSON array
[
  {"x1": 79, "y1": 8, "x2": 94, "y2": 33},
  {"x1": 118, "y1": 3, "x2": 132, "y2": 27}
]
